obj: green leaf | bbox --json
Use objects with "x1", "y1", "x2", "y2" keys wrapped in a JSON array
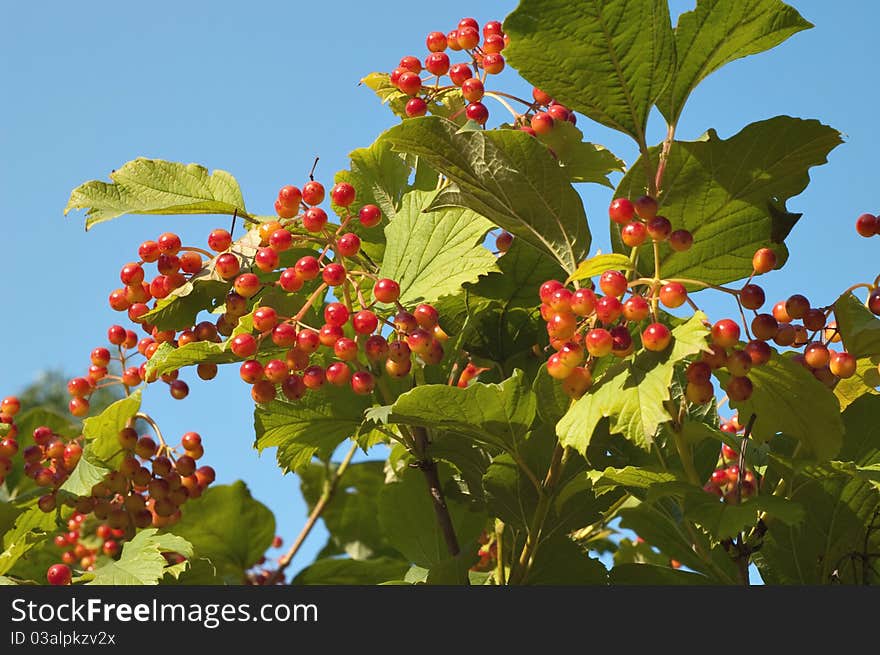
[
  {"x1": 82, "y1": 390, "x2": 142, "y2": 467},
  {"x1": 380, "y1": 189, "x2": 498, "y2": 306},
  {"x1": 718, "y1": 353, "x2": 844, "y2": 461},
  {"x1": 834, "y1": 292, "x2": 880, "y2": 359},
  {"x1": 834, "y1": 356, "x2": 879, "y2": 411},
  {"x1": 838, "y1": 395, "x2": 880, "y2": 466},
  {"x1": 504, "y1": 0, "x2": 675, "y2": 143},
  {"x1": 683, "y1": 493, "x2": 804, "y2": 540},
  {"x1": 382, "y1": 117, "x2": 590, "y2": 274},
  {"x1": 526, "y1": 534, "x2": 607, "y2": 585},
  {"x1": 532, "y1": 364, "x2": 572, "y2": 427},
  {"x1": 299, "y1": 461, "x2": 391, "y2": 560},
  {"x1": 0, "y1": 506, "x2": 57, "y2": 576},
  {"x1": 609, "y1": 563, "x2": 712, "y2": 585},
  {"x1": 568, "y1": 253, "x2": 634, "y2": 284},
  {"x1": 557, "y1": 312, "x2": 709, "y2": 454},
  {"x1": 378, "y1": 465, "x2": 486, "y2": 569},
  {"x1": 65, "y1": 158, "x2": 248, "y2": 230},
  {"x1": 141, "y1": 280, "x2": 229, "y2": 332},
  {"x1": 386, "y1": 369, "x2": 536, "y2": 453},
  {"x1": 59, "y1": 447, "x2": 110, "y2": 497},
  {"x1": 254, "y1": 389, "x2": 370, "y2": 474},
  {"x1": 292, "y1": 557, "x2": 410, "y2": 585},
  {"x1": 614, "y1": 117, "x2": 842, "y2": 285},
  {"x1": 333, "y1": 137, "x2": 411, "y2": 262},
  {"x1": 534, "y1": 122, "x2": 625, "y2": 186},
  {"x1": 87, "y1": 529, "x2": 193, "y2": 585},
  {"x1": 619, "y1": 498, "x2": 738, "y2": 582},
  {"x1": 425, "y1": 550, "x2": 480, "y2": 585},
  {"x1": 594, "y1": 466, "x2": 680, "y2": 493},
  {"x1": 361, "y1": 73, "x2": 465, "y2": 124},
  {"x1": 658, "y1": 0, "x2": 812, "y2": 124},
  {"x1": 165, "y1": 482, "x2": 275, "y2": 583}
]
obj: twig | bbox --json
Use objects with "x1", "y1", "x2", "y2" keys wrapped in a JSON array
[{"x1": 269, "y1": 441, "x2": 359, "y2": 585}]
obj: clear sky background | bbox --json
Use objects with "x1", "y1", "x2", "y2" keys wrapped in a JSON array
[{"x1": 1, "y1": 1, "x2": 876, "y2": 580}]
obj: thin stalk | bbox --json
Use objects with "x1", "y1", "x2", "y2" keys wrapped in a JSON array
[{"x1": 268, "y1": 441, "x2": 359, "y2": 585}]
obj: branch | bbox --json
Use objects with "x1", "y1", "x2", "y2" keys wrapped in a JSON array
[
  {"x1": 412, "y1": 426, "x2": 462, "y2": 559},
  {"x1": 267, "y1": 441, "x2": 359, "y2": 585}
]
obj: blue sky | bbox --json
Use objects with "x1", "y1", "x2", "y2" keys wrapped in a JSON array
[{"x1": 1, "y1": 1, "x2": 876, "y2": 580}]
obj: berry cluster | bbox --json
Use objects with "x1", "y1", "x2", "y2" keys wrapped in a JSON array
[
  {"x1": 609, "y1": 195, "x2": 694, "y2": 251},
  {"x1": 245, "y1": 535, "x2": 285, "y2": 585},
  {"x1": 52, "y1": 512, "x2": 127, "y2": 573},
  {"x1": 702, "y1": 419, "x2": 758, "y2": 503},
  {"x1": 389, "y1": 16, "x2": 577, "y2": 137}
]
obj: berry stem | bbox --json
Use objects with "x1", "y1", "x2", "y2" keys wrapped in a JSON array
[
  {"x1": 494, "y1": 519, "x2": 506, "y2": 586},
  {"x1": 654, "y1": 123, "x2": 676, "y2": 195},
  {"x1": 266, "y1": 440, "x2": 358, "y2": 585},
  {"x1": 507, "y1": 443, "x2": 569, "y2": 585},
  {"x1": 135, "y1": 412, "x2": 167, "y2": 449},
  {"x1": 483, "y1": 92, "x2": 520, "y2": 121},
  {"x1": 664, "y1": 277, "x2": 741, "y2": 296},
  {"x1": 482, "y1": 90, "x2": 536, "y2": 108},
  {"x1": 179, "y1": 246, "x2": 215, "y2": 259}
]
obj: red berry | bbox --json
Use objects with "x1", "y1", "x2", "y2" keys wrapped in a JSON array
[
  {"x1": 425, "y1": 52, "x2": 450, "y2": 76},
  {"x1": 255, "y1": 247, "x2": 279, "y2": 272},
  {"x1": 157, "y1": 232, "x2": 182, "y2": 255},
  {"x1": 426, "y1": 31, "x2": 447, "y2": 52},
  {"x1": 364, "y1": 335, "x2": 389, "y2": 361},
  {"x1": 336, "y1": 233, "x2": 361, "y2": 257},
  {"x1": 296, "y1": 329, "x2": 320, "y2": 354},
  {"x1": 359, "y1": 204, "x2": 382, "y2": 228},
  {"x1": 659, "y1": 282, "x2": 687, "y2": 309},
  {"x1": 621, "y1": 221, "x2": 647, "y2": 247},
  {"x1": 539, "y1": 280, "x2": 564, "y2": 304},
  {"x1": 727, "y1": 376, "x2": 753, "y2": 401},
  {"x1": 532, "y1": 87, "x2": 553, "y2": 106},
  {"x1": 319, "y1": 324, "x2": 344, "y2": 347},
  {"x1": 279, "y1": 268, "x2": 303, "y2": 292},
  {"x1": 138, "y1": 240, "x2": 160, "y2": 263},
  {"x1": 546, "y1": 312, "x2": 577, "y2": 339},
  {"x1": 208, "y1": 228, "x2": 232, "y2": 252},
  {"x1": 744, "y1": 339, "x2": 772, "y2": 366},
  {"x1": 585, "y1": 328, "x2": 613, "y2": 357},
  {"x1": 531, "y1": 112, "x2": 554, "y2": 134},
  {"x1": 269, "y1": 229, "x2": 293, "y2": 252},
  {"x1": 252, "y1": 307, "x2": 278, "y2": 332},
  {"x1": 855, "y1": 213, "x2": 878, "y2": 237},
  {"x1": 120, "y1": 262, "x2": 144, "y2": 286},
  {"x1": 330, "y1": 183, "x2": 356, "y2": 207},
  {"x1": 599, "y1": 270, "x2": 627, "y2": 297},
  {"x1": 449, "y1": 63, "x2": 472, "y2": 86},
  {"x1": 326, "y1": 362, "x2": 351, "y2": 386},
  {"x1": 646, "y1": 216, "x2": 671, "y2": 241},
  {"x1": 740, "y1": 284, "x2": 766, "y2": 310},
  {"x1": 869, "y1": 289, "x2": 880, "y2": 316},
  {"x1": 571, "y1": 288, "x2": 597, "y2": 316},
  {"x1": 466, "y1": 102, "x2": 489, "y2": 125},
  {"x1": 642, "y1": 323, "x2": 672, "y2": 351},
  {"x1": 303, "y1": 207, "x2": 328, "y2": 232},
  {"x1": 548, "y1": 288, "x2": 572, "y2": 312},
  {"x1": 483, "y1": 20, "x2": 503, "y2": 37},
  {"x1": 399, "y1": 56, "x2": 421, "y2": 74},
  {"x1": 752, "y1": 248, "x2": 777, "y2": 274},
  {"x1": 334, "y1": 337, "x2": 358, "y2": 361},
  {"x1": 829, "y1": 351, "x2": 857, "y2": 378},
  {"x1": 483, "y1": 33, "x2": 505, "y2": 53},
  {"x1": 456, "y1": 26, "x2": 480, "y2": 49},
  {"x1": 397, "y1": 71, "x2": 422, "y2": 96},
  {"x1": 481, "y1": 53, "x2": 505, "y2": 74},
  {"x1": 272, "y1": 323, "x2": 297, "y2": 347},
  {"x1": 47, "y1": 564, "x2": 72, "y2": 586},
  {"x1": 622, "y1": 295, "x2": 650, "y2": 321},
  {"x1": 234, "y1": 273, "x2": 261, "y2": 298},
  {"x1": 405, "y1": 97, "x2": 428, "y2": 117},
  {"x1": 324, "y1": 302, "x2": 350, "y2": 327},
  {"x1": 712, "y1": 319, "x2": 741, "y2": 348},
  {"x1": 461, "y1": 77, "x2": 485, "y2": 102},
  {"x1": 495, "y1": 231, "x2": 513, "y2": 252},
  {"x1": 668, "y1": 230, "x2": 694, "y2": 252},
  {"x1": 215, "y1": 253, "x2": 241, "y2": 280},
  {"x1": 302, "y1": 181, "x2": 325, "y2": 206},
  {"x1": 353, "y1": 310, "x2": 379, "y2": 334},
  {"x1": 547, "y1": 103, "x2": 569, "y2": 122},
  {"x1": 414, "y1": 304, "x2": 439, "y2": 329},
  {"x1": 595, "y1": 296, "x2": 622, "y2": 324},
  {"x1": 322, "y1": 263, "x2": 346, "y2": 286},
  {"x1": 350, "y1": 371, "x2": 375, "y2": 395},
  {"x1": 230, "y1": 334, "x2": 258, "y2": 358},
  {"x1": 785, "y1": 294, "x2": 810, "y2": 320},
  {"x1": 373, "y1": 278, "x2": 401, "y2": 303},
  {"x1": 547, "y1": 353, "x2": 574, "y2": 380},
  {"x1": 634, "y1": 196, "x2": 658, "y2": 220},
  {"x1": 295, "y1": 256, "x2": 320, "y2": 280}
]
